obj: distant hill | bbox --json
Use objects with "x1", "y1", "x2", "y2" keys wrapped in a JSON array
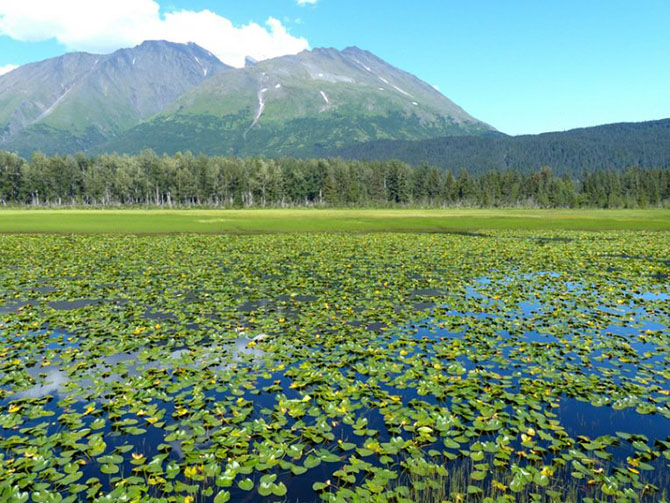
[
  {"x1": 0, "y1": 43, "x2": 494, "y2": 157},
  {"x1": 324, "y1": 119, "x2": 670, "y2": 175}
]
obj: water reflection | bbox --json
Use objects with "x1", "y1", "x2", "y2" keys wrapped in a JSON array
[{"x1": 11, "y1": 335, "x2": 266, "y2": 400}]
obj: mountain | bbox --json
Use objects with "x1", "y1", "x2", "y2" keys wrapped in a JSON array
[
  {"x1": 0, "y1": 41, "x2": 229, "y2": 155},
  {"x1": 325, "y1": 118, "x2": 670, "y2": 176},
  {"x1": 0, "y1": 44, "x2": 494, "y2": 157},
  {"x1": 98, "y1": 46, "x2": 495, "y2": 156}
]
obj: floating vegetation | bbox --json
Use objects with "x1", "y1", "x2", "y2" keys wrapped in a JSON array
[{"x1": 0, "y1": 231, "x2": 668, "y2": 503}]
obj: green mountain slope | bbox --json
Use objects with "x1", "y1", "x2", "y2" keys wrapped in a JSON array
[
  {"x1": 326, "y1": 119, "x2": 670, "y2": 175},
  {"x1": 100, "y1": 47, "x2": 495, "y2": 156},
  {"x1": 0, "y1": 41, "x2": 229, "y2": 155}
]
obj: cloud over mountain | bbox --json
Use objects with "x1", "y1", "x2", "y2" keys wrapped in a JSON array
[
  {"x1": 0, "y1": 0, "x2": 309, "y2": 67},
  {"x1": 0, "y1": 64, "x2": 17, "y2": 75}
]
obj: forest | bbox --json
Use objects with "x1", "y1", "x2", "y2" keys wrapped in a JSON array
[
  {"x1": 0, "y1": 150, "x2": 669, "y2": 208},
  {"x1": 328, "y1": 119, "x2": 670, "y2": 177},
  {"x1": 327, "y1": 119, "x2": 670, "y2": 176}
]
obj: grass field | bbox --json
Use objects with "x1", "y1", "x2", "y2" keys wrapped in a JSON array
[{"x1": 0, "y1": 208, "x2": 669, "y2": 234}]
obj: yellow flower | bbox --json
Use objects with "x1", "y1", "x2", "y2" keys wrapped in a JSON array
[
  {"x1": 540, "y1": 466, "x2": 553, "y2": 478},
  {"x1": 492, "y1": 480, "x2": 507, "y2": 491}
]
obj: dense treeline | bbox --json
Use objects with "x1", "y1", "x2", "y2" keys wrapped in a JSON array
[
  {"x1": 328, "y1": 119, "x2": 670, "y2": 176},
  {"x1": 0, "y1": 150, "x2": 669, "y2": 208}
]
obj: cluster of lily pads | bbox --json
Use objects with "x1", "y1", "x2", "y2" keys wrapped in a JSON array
[{"x1": 0, "y1": 231, "x2": 668, "y2": 503}]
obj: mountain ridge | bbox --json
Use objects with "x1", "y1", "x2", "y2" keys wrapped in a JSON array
[{"x1": 0, "y1": 41, "x2": 495, "y2": 157}]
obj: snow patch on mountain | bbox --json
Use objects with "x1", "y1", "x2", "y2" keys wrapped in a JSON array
[
  {"x1": 246, "y1": 87, "x2": 267, "y2": 135},
  {"x1": 353, "y1": 58, "x2": 372, "y2": 73},
  {"x1": 34, "y1": 85, "x2": 75, "y2": 123},
  {"x1": 392, "y1": 85, "x2": 413, "y2": 98}
]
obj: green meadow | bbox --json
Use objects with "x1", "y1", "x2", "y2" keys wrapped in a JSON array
[{"x1": 0, "y1": 208, "x2": 669, "y2": 234}]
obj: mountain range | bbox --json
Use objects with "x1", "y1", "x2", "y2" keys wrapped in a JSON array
[
  {"x1": 0, "y1": 41, "x2": 493, "y2": 157},
  {"x1": 1, "y1": 41, "x2": 668, "y2": 176}
]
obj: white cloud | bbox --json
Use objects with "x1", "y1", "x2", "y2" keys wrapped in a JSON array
[
  {"x1": 0, "y1": 64, "x2": 18, "y2": 75},
  {"x1": 297, "y1": 0, "x2": 318, "y2": 5},
  {"x1": 0, "y1": 0, "x2": 310, "y2": 67}
]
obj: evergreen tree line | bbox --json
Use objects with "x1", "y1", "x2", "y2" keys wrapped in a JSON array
[{"x1": 0, "y1": 150, "x2": 669, "y2": 208}]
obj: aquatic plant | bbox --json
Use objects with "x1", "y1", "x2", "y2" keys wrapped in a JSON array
[{"x1": 0, "y1": 231, "x2": 668, "y2": 502}]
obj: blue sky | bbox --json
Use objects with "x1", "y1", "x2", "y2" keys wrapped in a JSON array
[{"x1": 1, "y1": 0, "x2": 669, "y2": 135}]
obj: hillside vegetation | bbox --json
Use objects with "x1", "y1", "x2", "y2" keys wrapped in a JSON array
[{"x1": 328, "y1": 119, "x2": 670, "y2": 176}]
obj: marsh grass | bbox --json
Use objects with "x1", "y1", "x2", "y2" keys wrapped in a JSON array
[
  {"x1": 0, "y1": 208, "x2": 669, "y2": 234},
  {"x1": 392, "y1": 455, "x2": 669, "y2": 503}
]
